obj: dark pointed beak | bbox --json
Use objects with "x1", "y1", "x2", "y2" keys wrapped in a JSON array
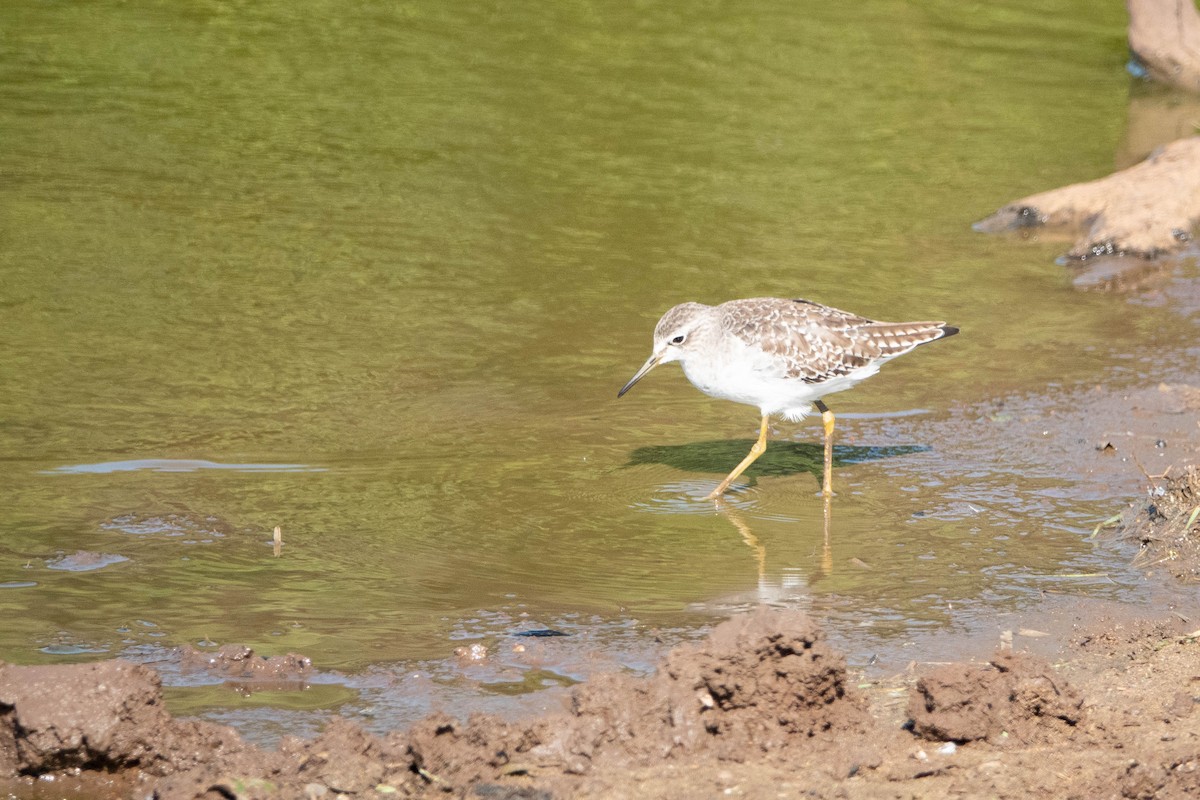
[{"x1": 618, "y1": 353, "x2": 661, "y2": 398}]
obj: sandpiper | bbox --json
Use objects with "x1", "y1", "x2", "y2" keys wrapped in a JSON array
[{"x1": 618, "y1": 297, "x2": 958, "y2": 498}]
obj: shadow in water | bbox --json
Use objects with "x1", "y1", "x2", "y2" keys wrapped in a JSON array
[{"x1": 627, "y1": 439, "x2": 928, "y2": 485}]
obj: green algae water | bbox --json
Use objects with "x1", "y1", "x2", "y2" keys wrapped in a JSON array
[{"x1": 0, "y1": 0, "x2": 1184, "y2": 732}]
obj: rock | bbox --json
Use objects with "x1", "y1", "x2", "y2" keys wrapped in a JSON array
[{"x1": 975, "y1": 137, "x2": 1200, "y2": 262}]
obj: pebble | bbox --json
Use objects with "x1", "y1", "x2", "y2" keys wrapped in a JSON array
[{"x1": 453, "y1": 643, "x2": 488, "y2": 661}]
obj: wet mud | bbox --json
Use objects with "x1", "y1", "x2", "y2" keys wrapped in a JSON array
[
  {"x1": 178, "y1": 645, "x2": 314, "y2": 691},
  {"x1": 1122, "y1": 464, "x2": 1200, "y2": 581},
  {"x1": 3, "y1": 604, "x2": 1200, "y2": 799},
  {"x1": 907, "y1": 651, "x2": 1084, "y2": 744}
]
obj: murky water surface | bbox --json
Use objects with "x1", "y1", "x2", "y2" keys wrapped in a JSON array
[{"x1": 3, "y1": 0, "x2": 1197, "y2": 743}]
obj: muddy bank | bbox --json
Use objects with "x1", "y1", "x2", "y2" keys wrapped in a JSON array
[
  {"x1": 975, "y1": 136, "x2": 1200, "y2": 264},
  {"x1": 974, "y1": 0, "x2": 1200, "y2": 268},
  {"x1": 0, "y1": 609, "x2": 864, "y2": 798},
  {"x1": 2, "y1": 602, "x2": 1200, "y2": 799},
  {"x1": 1116, "y1": 463, "x2": 1200, "y2": 580}
]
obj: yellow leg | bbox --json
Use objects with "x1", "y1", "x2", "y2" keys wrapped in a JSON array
[
  {"x1": 821, "y1": 490, "x2": 833, "y2": 575},
  {"x1": 820, "y1": 407, "x2": 835, "y2": 497},
  {"x1": 706, "y1": 414, "x2": 770, "y2": 499}
]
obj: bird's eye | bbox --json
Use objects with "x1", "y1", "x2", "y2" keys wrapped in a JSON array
[{"x1": 670, "y1": 334, "x2": 686, "y2": 345}]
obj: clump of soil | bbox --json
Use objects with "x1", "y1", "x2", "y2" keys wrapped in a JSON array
[
  {"x1": 560, "y1": 607, "x2": 866, "y2": 766},
  {"x1": 0, "y1": 659, "x2": 168, "y2": 775},
  {"x1": 0, "y1": 658, "x2": 243, "y2": 791},
  {"x1": 907, "y1": 651, "x2": 1084, "y2": 744},
  {"x1": 397, "y1": 607, "x2": 867, "y2": 790},
  {"x1": 1127, "y1": 464, "x2": 1200, "y2": 580},
  {"x1": 179, "y1": 644, "x2": 313, "y2": 687}
]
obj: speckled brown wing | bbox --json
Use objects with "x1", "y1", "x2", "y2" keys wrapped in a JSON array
[{"x1": 722, "y1": 298, "x2": 952, "y2": 385}]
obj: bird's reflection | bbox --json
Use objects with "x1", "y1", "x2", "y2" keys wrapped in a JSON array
[{"x1": 711, "y1": 492, "x2": 833, "y2": 601}]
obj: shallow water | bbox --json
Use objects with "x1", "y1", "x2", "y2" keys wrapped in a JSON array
[{"x1": 2, "y1": 0, "x2": 1197, "y2": 742}]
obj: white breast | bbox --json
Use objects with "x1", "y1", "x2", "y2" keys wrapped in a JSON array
[{"x1": 679, "y1": 338, "x2": 884, "y2": 422}]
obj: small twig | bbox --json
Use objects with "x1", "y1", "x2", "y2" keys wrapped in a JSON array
[
  {"x1": 417, "y1": 767, "x2": 445, "y2": 785},
  {"x1": 1131, "y1": 451, "x2": 1160, "y2": 490},
  {"x1": 1140, "y1": 551, "x2": 1180, "y2": 568},
  {"x1": 1089, "y1": 513, "x2": 1122, "y2": 540}
]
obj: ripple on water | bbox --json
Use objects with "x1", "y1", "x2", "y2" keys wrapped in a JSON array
[
  {"x1": 630, "y1": 480, "x2": 761, "y2": 515},
  {"x1": 45, "y1": 551, "x2": 130, "y2": 572},
  {"x1": 628, "y1": 478, "x2": 836, "y2": 531},
  {"x1": 43, "y1": 458, "x2": 324, "y2": 474},
  {"x1": 100, "y1": 512, "x2": 232, "y2": 542},
  {"x1": 39, "y1": 643, "x2": 109, "y2": 655}
]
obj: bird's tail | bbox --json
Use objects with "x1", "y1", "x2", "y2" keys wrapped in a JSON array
[{"x1": 865, "y1": 321, "x2": 958, "y2": 357}]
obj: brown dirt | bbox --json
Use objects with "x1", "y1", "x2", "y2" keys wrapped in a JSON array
[
  {"x1": 907, "y1": 651, "x2": 1085, "y2": 745},
  {"x1": 178, "y1": 645, "x2": 314, "y2": 692},
  {"x1": 3, "y1": 598, "x2": 1200, "y2": 799},
  {"x1": 1121, "y1": 463, "x2": 1200, "y2": 581}
]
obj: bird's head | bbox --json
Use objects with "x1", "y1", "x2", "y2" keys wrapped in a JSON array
[{"x1": 617, "y1": 302, "x2": 710, "y2": 398}]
